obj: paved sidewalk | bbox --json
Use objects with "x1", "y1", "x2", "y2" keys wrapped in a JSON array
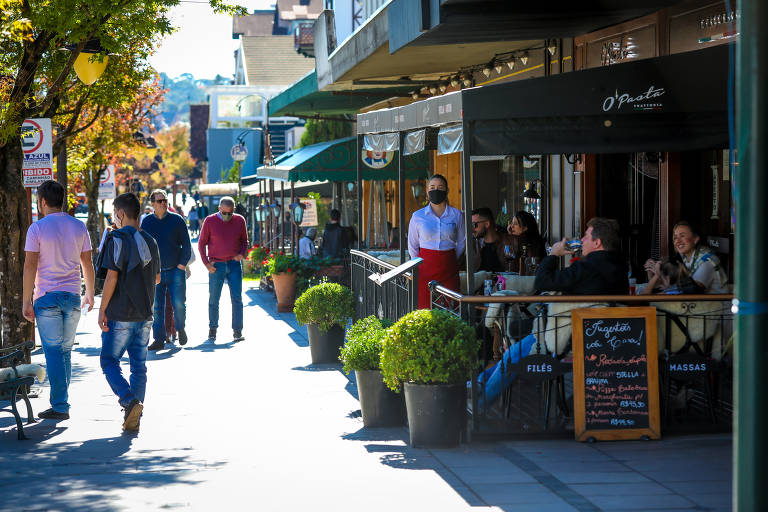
[{"x1": 0, "y1": 266, "x2": 732, "y2": 511}]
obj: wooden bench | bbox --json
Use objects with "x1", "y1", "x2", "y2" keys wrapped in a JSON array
[{"x1": 0, "y1": 341, "x2": 36, "y2": 440}]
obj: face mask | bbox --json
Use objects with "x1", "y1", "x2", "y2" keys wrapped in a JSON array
[
  {"x1": 428, "y1": 189, "x2": 447, "y2": 205},
  {"x1": 221, "y1": 211, "x2": 233, "y2": 221},
  {"x1": 115, "y1": 212, "x2": 124, "y2": 229}
]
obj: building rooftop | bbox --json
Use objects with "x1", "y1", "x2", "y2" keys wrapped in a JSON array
[
  {"x1": 276, "y1": 0, "x2": 323, "y2": 21},
  {"x1": 233, "y1": 10, "x2": 275, "y2": 38},
  {"x1": 241, "y1": 36, "x2": 315, "y2": 87}
]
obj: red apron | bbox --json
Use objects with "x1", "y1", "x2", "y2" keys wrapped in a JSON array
[{"x1": 417, "y1": 248, "x2": 460, "y2": 309}]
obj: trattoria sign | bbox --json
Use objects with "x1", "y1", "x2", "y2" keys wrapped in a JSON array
[{"x1": 602, "y1": 85, "x2": 666, "y2": 112}]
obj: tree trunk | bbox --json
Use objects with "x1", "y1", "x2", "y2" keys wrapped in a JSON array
[
  {"x1": 85, "y1": 167, "x2": 103, "y2": 259},
  {"x1": 0, "y1": 139, "x2": 35, "y2": 350}
]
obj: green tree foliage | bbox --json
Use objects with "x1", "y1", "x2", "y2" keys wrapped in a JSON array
[
  {"x1": 298, "y1": 119, "x2": 353, "y2": 148},
  {"x1": 0, "y1": 0, "x2": 245, "y2": 348}
]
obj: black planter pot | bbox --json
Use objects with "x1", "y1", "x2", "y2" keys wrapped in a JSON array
[
  {"x1": 355, "y1": 370, "x2": 407, "y2": 428},
  {"x1": 404, "y1": 382, "x2": 466, "y2": 448},
  {"x1": 307, "y1": 323, "x2": 345, "y2": 364}
]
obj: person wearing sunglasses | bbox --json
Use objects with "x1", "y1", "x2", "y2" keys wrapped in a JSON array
[
  {"x1": 198, "y1": 196, "x2": 249, "y2": 342},
  {"x1": 141, "y1": 189, "x2": 193, "y2": 350}
]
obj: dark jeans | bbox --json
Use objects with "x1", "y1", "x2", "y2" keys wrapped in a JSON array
[
  {"x1": 208, "y1": 260, "x2": 243, "y2": 331},
  {"x1": 152, "y1": 267, "x2": 186, "y2": 342}
]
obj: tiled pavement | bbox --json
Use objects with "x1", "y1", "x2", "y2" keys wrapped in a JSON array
[{"x1": 0, "y1": 258, "x2": 732, "y2": 511}]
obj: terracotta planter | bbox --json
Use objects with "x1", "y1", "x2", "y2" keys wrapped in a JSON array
[{"x1": 272, "y1": 272, "x2": 297, "y2": 312}]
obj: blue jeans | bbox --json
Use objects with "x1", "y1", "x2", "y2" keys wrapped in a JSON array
[
  {"x1": 208, "y1": 260, "x2": 243, "y2": 331},
  {"x1": 152, "y1": 267, "x2": 186, "y2": 341},
  {"x1": 34, "y1": 292, "x2": 81, "y2": 413},
  {"x1": 100, "y1": 320, "x2": 152, "y2": 407}
]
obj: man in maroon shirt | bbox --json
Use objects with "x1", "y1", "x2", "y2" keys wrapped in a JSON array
[{"x1": 198, "y1": 197, "x2": 248, "y2": 341}]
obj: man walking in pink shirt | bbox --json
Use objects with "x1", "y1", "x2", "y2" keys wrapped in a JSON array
[
  {"x1": 22, "y1": 180, "x2": 95, "y2": 420},
  {"x1": 198, "y1": 196, "x2": 248, "y2": 342}
]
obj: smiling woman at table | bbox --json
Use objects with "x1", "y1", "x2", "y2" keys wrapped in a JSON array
[{"x1": 408, "y1": 174, "x2": 466, "y2": 309}]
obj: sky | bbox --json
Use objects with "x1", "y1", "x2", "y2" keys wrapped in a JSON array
[{"x1": 148, "y1": 0, "x2": 276, "y2": 80}]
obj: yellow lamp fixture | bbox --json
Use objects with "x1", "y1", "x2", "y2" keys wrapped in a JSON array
[{"x1": 68, "y1": 38, "x2": 109, "y2": 85}]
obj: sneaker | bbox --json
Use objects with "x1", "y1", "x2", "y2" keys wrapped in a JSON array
[
  {"x1": 178, "y1": 329, "x2": 188, "y2": 346},
  {"x1": 122, "y1": 399, "x2": 143, "y2": 432},
  {"x1": 148, "y1": 339, "x2": 164, "y2": 351},
  {"x1": 208, "y1": 328, "x2": 217, "y2": 341},
  {"x1": 39, "y1": 408, "x2": 69, "y2": 420},
  {"x1": 233, "y1": 330, "x2": 244, "y2": 341}
]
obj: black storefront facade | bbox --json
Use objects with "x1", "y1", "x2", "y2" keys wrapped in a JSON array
[{"x1": 358, "y1": 44, "x2": 733, "y2": 295}]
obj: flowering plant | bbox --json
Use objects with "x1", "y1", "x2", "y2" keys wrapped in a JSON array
[
  {"x1": 247, "y1": 244, "x2": 269, "y2": 265},
  {"x1": 263, "y1": 251, "x2": 299, "y2": 276}
]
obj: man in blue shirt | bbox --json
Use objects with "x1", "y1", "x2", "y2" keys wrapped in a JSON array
[{"x1": 141, "y1": 189, "x2": 192, "y2": 349}]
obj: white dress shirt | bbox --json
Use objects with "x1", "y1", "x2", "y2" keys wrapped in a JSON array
[{"x1": 408, "y1": 204, "x2": 466, "y2": 259}]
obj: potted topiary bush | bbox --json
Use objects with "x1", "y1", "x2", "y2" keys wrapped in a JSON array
[
  {"x1": 294, "y1": 282, "x2": 354, "y2": 364},
  {"x1": 340, "y1": 316, "x2": 405, "y2": 428},
  {"x1": 380, "y1": 309, "x2": 478, "y2": 448}
]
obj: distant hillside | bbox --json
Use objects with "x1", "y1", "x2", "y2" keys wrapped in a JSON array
[{"x1": 155, "y1": 72, "x2": 231, "y2": 128}]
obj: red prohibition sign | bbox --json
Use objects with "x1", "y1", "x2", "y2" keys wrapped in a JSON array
[
  {"x1": 101, "y1": 165, "x2": 112, "y2": 183},
  {"x1": 22, "y1": 120, "x2": 44, "y2": 154}
]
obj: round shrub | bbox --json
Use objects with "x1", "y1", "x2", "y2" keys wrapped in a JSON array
[
  {"x1": 380, "y1": 309, "x2": 478, "y2": 392},
  {"x1": 293, "y1": 282, "x2": 354, "y2": 333},
  {"x1": 340, "y1": 316, "x2": 387, "y2": 374}
]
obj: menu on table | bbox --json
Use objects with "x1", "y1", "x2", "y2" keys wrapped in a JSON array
[{"x1": 572, "y1": 307, "x2": 660, "y2": 442}]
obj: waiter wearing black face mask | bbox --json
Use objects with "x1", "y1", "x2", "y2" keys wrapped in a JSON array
[{"x1": 407, "y1": 174, "x2": 466, "y2": 309}]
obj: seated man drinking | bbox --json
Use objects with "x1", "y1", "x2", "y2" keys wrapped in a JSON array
[{"x1": 534, "y1": 217, "x2": 629, "y2": 295}]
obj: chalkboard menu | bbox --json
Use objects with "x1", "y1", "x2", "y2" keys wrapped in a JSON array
[{"x1": 572, "y1": 307, "x2": 660, "y2": 441}]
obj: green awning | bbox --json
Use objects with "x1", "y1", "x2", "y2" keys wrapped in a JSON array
[
  {"x1": 256, "y1": 136, "x2": 428, "y2": 182},
  {"x1": 268, "y1": 71, "x2": 412, "y2": 117}
]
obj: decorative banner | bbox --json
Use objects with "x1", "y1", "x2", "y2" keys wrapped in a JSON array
[
  {"x1": 22, "y1": 118, "x2": 54, "y2": 187},
  {"x1": 98, "y1": 164, "x2": 116, "y2": 200},
  {"x1": 299, "y1": 198, "x2": 317, "y2": 227},
  {"x1": 361, "y1": 150, "x2": 394, "y2": 169}
]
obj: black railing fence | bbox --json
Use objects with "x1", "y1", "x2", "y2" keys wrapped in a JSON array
[
  {"x1": 350, "y1": 250, "x2": 418, "y2": 323},
  {"x1": 430, "y1": 283, "x2": 735, "y2": 437}
]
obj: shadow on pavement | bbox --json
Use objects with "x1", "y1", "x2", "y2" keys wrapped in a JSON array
[
  {"x1": 341, "y1": 426, "x2": 407, "y2": 442},
  {"x1": 0, "y1": 417, "x2": 68, "y2": 442},
  {"x1": 288, "y1": 331, "x2": 308, "y2": 347},
  {"x1": 0, "y1": 434, "x2": 209, "y2": 511},
  {"x1": 147, "y1": 345, "x2": 183, "y2": 360},
  {"x1": 183, "y1": 339, "x2": 241, "y2": 352},
  {"x1": 291, "y1": 363, "x2": 341, "y2": 372}
]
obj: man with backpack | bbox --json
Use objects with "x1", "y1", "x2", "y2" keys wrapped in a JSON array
[{"x1": 97, "y1": 193, "x2": 161, "y2": 432}]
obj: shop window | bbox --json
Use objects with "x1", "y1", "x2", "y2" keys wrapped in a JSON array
[{"x1": 498, "y1": 155, "x2": 542, "y2": 227}]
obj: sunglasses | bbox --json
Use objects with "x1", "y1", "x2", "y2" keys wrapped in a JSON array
[
  {"x1": 221, "y1": 211, "x2": 233, "y2": 217},
  {"x1": 153, "y1": 198, "x2": 167, "y2": 204}
]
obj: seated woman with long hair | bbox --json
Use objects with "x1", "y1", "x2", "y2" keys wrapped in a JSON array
[
  {"x1": 506, "y1": 210, "x2": 546, "y2": 274},
  {"x1": 644, "y1": 221, "x2": 728, "y2": 294}
]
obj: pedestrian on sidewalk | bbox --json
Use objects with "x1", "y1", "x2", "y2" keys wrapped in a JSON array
[
  {"x1": 198, "y1": 196, "x2": 248, "y2": 342},
  {"x1": 141, "y1": 189, "x2": 192, "y2": 350},
  {"x1": 22, "y1": 180, "x2": 95, "y2": 421},
  {"x1": 98, "y1": 193, "x2": 161, "y2": 432}
]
